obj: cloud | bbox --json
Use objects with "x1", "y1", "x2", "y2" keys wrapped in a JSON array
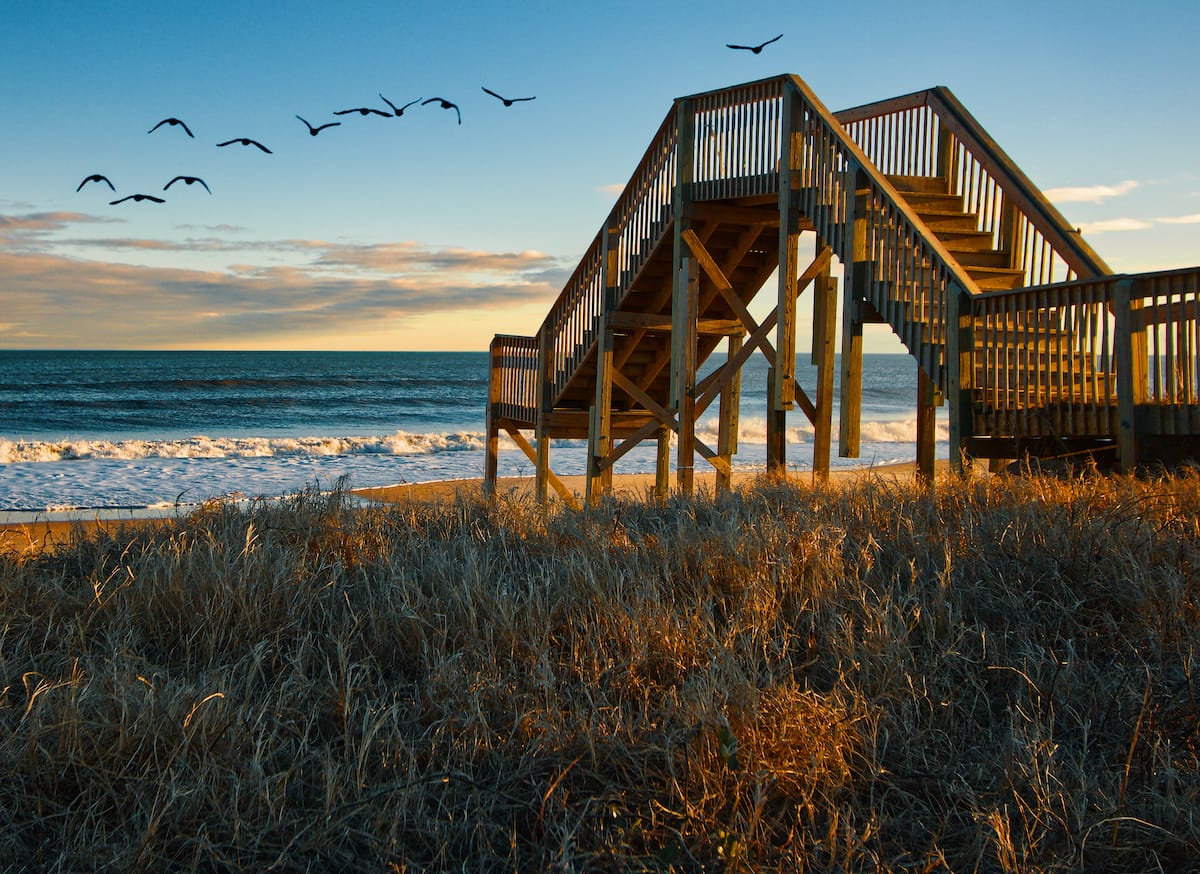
[
  {"x1": 597, "y1": 183, "x2": 625, "y2": 197},
  {"x1": 1044, "y1": 179, "x2": 1139, "y2": 204},
  {"x1": 0, "y1": 236, "x2": 563, "y2": 348},
  {"x1": 1076, "y1": 218, "x2": 1154, "y2": 234},
  {"x1": 1156, "y1": 213, "x2": 1200, "y2": 225}
]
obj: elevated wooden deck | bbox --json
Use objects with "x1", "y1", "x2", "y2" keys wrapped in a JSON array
[{"x1": 486, "y1": 74, "x2": 1200, "y2": 504}]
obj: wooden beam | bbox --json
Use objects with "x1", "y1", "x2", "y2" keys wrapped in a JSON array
[
  {"x1": 607, "y1": 311, "x2": 743, "y2": 335},
  {"x1": 839, "y1": 293, "x2": 864, "y2": 458},
  {"x1": 655, "y1": 426, "x2": 670, "y2": 503},
  {"x1": 813, "y1": 268, "x2": 837, "y2": 482},
  {"x1": 684, "y1": 202, "x2": 781, "y2": 227},
  {"x1": 587, "y1": 323, "x2": 614, "y2": 506},
  {"x1": 916, "y1": 366, "x2": 937, "y2": 487},
  {"x1": 674, "y1": 256, "x2": 698, "y2": 495},
  {"x1": 766, "y1": 367, "x2": 786, "y2": 476},
  {"x1": 484, "y1": 339, "x2": 502, "y2": 495},
  {"x1": 717, "y1": 334, "x2": 743, "y2": 492},
  {"x1": 504, "y1": 422, "x2": 580, "y2": 509}
]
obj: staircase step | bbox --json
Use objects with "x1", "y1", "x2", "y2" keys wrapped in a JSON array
[
  {"x1": 887, "y1": 174, "x2": 950, "y2": 194},
  {"x1": 966, "y1": 266, "x2": 1025, "y2": 291},
  {"x1": 940, "y1": 230, "x2": 996, "y2": 252},
  {"x1": 917, "y1": 210, "x2": 981, "y2": 232},
  {"x1": 901, "y1": 191, "x2": 965, "y2": 212},
  {"x1": 951, "y1": 249, "x2": 1013, "y2": 270}
]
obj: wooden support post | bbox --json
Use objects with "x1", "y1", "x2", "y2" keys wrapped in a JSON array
[
  {"x1": 1115, "y1": 278, "x2": 1140, "y2": 472},
  {"x1": 655, "y1": 425, "x2": 670, "y2": 504},
  {"x1": 766, "y1": 367, "x2": 786, "y2": 477},
  {"x1": 775, "y1": 87, "x2": 800, "y2": 410},
  {"x1": 839, "y1": 174, "x2": 868, "y2": 459},
  {"x1": 916, "y1": 365, "x2": 937, "y2": 487},
  {"x1": 484, "y1": 338, "x2": 502, "y2": 495},
  {"x1": 674, "y1": 256, "x2": 699, "y2": 495},
  {"x1": 945, "y1": 282, "x2": 974, "y2": 474},
  {"x1": 534, "y1": 329, "x2": 553, "y2": 503},
  {"x1": 813, "y1": 266, "x2": 837, "y2": 483},
  {"x1": 717, "y1": 334, "x2": 743, "y2": 492},
  {"x1": 839, "y1": 294, "x2": 864, "y2": 458},
  {"x1": 587, "y1": 323, "x2": 614, "y2": 506}
]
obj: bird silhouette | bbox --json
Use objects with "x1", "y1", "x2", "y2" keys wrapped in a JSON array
[
  {"x1": 296, "y1": 115, "x2": 341, "y2": 135},
  {"x1": 422, "y1": 97, "x2": 461, "y2": 124},
  {"x1": 481, "y1": 87, "x2": 535, "y2": 107},
  {"x1": 164, "y1": 175, "x2": 211, "y2": 194},
  {"x1": 216, "y1": 137, "x2": 273, "y2": 153},
  {"x1": 379, "y1": 94, "x2": 422, "y2": 117},
  {"x1": 76, "y1": 174, "x2": 115, "y2": 192},
  {"x1": 333, "y1": 106, "x2": 390, "y2": 117},
  {"x1": 110, "y1": 194, "x2": 165, "y2": 205},
  {"x1": 726, "y1": 33, "x2": 783, "y2": 53},
  {"x1": 148, "y1": 117, "x2": 194, "y2": 137}
]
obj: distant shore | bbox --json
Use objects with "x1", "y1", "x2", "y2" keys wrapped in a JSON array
[{"x1": 0, "y1": 460, "x2": 943, "y2": 554}]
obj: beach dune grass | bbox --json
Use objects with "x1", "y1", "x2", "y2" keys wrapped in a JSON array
[{"x1": 1, "y1": 471, "x2": 1199, "y2": 870}]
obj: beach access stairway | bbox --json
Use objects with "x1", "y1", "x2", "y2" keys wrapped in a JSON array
[{"x1": 487, "y1": 74, "x2": 1200, "y2": 499}]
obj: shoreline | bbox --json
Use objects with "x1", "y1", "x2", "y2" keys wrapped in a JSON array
[{"x1": 0, "y1": 460, "x2": 942, "y2": 554}]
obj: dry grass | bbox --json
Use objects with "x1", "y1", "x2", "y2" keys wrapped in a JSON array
[{"x1": 1, "y1": 469, "x2": 1199, "y2": 871}]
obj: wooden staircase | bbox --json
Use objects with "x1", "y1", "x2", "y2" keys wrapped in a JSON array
[{"x1": 486, "y1": 75, "x2": 1200, "y2": 502}]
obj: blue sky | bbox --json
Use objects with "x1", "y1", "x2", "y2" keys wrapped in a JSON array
[{"x1": 3, "y1": 0, "x2": 1197, "y2": 350}]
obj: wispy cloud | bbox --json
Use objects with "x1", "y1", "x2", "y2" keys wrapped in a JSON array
[
  {"x1": 1156, "y1": 213, "x2": 1200, "y2": 225},
  {"x1": 596, "y1": 183, "x2": 625, "y2": 197},
  {"x1": 0, "y1": 211, "x2": 568, "y2": 348},
  {"x1": 1044, "y1": 179, "x2": 1139, "y2": 204},
  {"x1": 1076, "y1": 218, "x2": 1154, "y2": 234}
]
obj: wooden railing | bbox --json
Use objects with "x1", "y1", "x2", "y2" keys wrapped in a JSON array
[
  {"x1": 837, "y1": 88, "x2": 1111, "y2": 287},
  {"x1": 970, "y1": 268, "x2": 1200, "y2": 439},
  {"x1": 1129, "y1": 268, "x2": 1200, "y2": 428},
  {"x1": 691, "y1": 79, "x2": 785, "y2": 200},
  {"x1": 784, "y1": 75, "x2": 982, "y2": 386},
  {"x1": 488, "y1": 334, "x2": 539, "y2": 424}
]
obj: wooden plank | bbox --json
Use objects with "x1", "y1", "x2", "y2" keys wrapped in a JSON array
[
  {"x1": 717, "y1": 335, "x2": 743, "y2": 492},
  {"x1": 484, "y1": 339, "x2": 503, "y2": 494},
  {"x1": 504, "y1": 422, "x2": 580, "y2": 510},
  {"x1": 587, "y1": 324, "x2": 614, "y2": 506},
  {"x1": 655, "y1": 426, "x2": 670, "y2": 503},
  {"x1": 813, "y1": 268, "x2": 837, "y2": 481},
  {"x1": 916, "y1": 366, "x2": 936, "y2": 485},
  {"x1": 607, "y1": 311, "x2": 743, "y2": 335},
  {"x1": 766, "y1": 368, "x2": 786, "y2": 476},
  {"x1": 684, "y1": 202, "x2": 781, "y2": 227},
  {"x1": 675, "y1": 257, "x2": 699, "y2": 494}
]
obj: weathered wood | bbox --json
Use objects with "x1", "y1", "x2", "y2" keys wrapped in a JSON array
[
  {"x1": 813, "y1": 266, "x2": 837, "y2": 481},
  {"x1": 607, "y1": 311, "x2": 743, "y2": 335},
  {"x1": 1114, "y1": 278, "x2": 1138, "y2": 471},
  {"x1": 776, "y1": 89, "x2": 800, "y2": 410},
  {"x1": 717, "y1": 335, "x2": 743, "y2": 492},
  {"x1": 484, "y1": 338, "x2": 503, "y2": 494},
  {"x1": 503, "y1": 421, "x2": 579, "y2": 509},
  {"x1": 839, "y1": 294, "x2": 864, "y2": 458},
  {"x1": 587, "y1": 323, "x2": 614, "y2": 506},
  {"x1": 766, "y1": 367, "x2": 786, "y2": 476},
  {"x1": 916, "y1": 366, "x2": 937, "y2": 485},
  {"x1": 675, "y1": 256, "x2": 699, "y2": 494},
  {"x1": 655, "y1": 426, "x2": 670, "y2": 503}
]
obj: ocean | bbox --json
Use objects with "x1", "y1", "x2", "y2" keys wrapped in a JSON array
[{"x1": 0, "y1": 350, "x2": 946, "y2": 517}]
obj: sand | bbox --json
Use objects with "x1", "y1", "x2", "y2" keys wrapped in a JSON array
[{"x1": 0, "y1": 461, "x2": 943, "y2": 555}]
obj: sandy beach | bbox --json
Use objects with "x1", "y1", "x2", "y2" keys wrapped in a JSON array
[{"x1": 0, "y1": 461, "x2": 942, "y2": 555}]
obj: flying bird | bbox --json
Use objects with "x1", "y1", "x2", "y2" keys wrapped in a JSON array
[
  {"x1": 148, "y1": 117, "x2": 194, "y2": 137},
  {"x1": 163, "y1": 175, "x2": 211, "y2": 194},
  {"x1": 333, "y1": 106, "x2": 390, "y2": 117},
  {"x1": 421, "y1": 97, "x2": 461, "y2": 124},
  {"x1": 296, "y1": 115, "x2": 341, "y2": 135},
  {"x1": 378, "y1": 94, "x2": 422, "y2": 117},
  {"x1": 481, "y1": 86, "x2": 535, "y2": 107},
  {"x1": 110, "y1": 193, "x2": 165, "y2": 205},
  {"x1": 76, "y1": 173, "x2": 115, "y2": 192},
  {"x1": 726, "y1": 33, "x2": 783, "y2": 53},
  {"x1": 216, "y1": 137, "x2": 273, "y2": 153}
]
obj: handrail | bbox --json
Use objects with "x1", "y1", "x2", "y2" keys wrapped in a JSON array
[
  {"x1": 836, "y1": 87, "x2": 1111, "y2": 287},
  {"x1": 780, "y1": 74, "x2": 986, "y2": 385},
  {"x1": 970, "y1": 268, "x2": 1200, "y2": 439},
  {"x1": 488, "y1": 334, "x2": 539, "y2": 424}
]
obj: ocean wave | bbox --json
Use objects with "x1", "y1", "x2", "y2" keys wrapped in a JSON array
[
  {"x1": 0, "y1": 431, "x2": 487, "y2": 464},
  {"x1": 693, "y1": 416, "x2": 948, "y2": 446}
]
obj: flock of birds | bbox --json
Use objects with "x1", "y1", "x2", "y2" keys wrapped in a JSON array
[
  {"x1": 74, "y1": 86, "x2": 539, "y2": 206},
  {"x1": 74, "y1": 34, "x2": 782, "y2": 207}
]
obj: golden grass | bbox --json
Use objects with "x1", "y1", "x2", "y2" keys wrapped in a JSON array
[{"x1": 1, "y1": 470, "x2": 1198, "y2": 870}]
